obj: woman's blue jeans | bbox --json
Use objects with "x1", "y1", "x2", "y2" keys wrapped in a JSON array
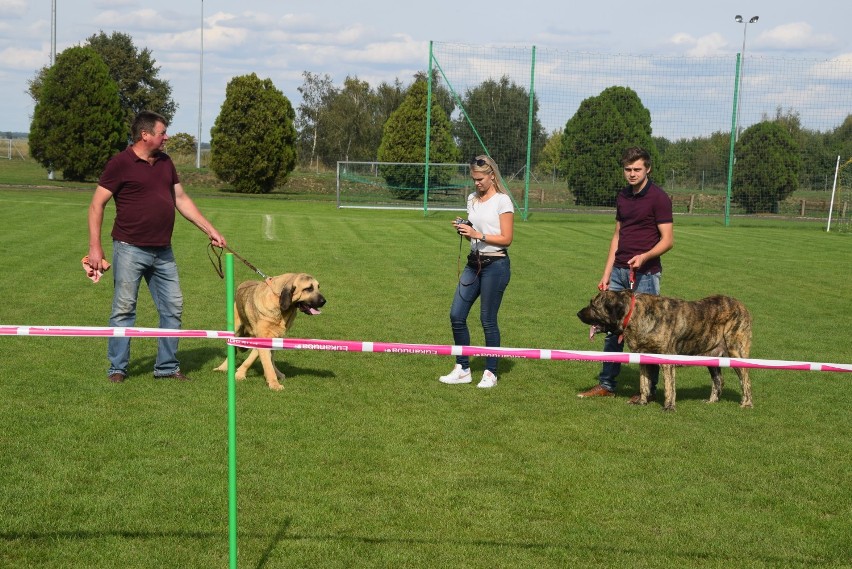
[
  {"x1": 598, "y1": 266, "x2": 660, "y2": 392},
  {"x1": 107, "y1": 241, "x2": 184, "y2": 377},
  {"x1": 449, "y1": 256, "x2": 510, "y2": 375}
]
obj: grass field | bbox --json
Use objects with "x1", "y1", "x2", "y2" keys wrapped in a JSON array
[{"x1": 0, "y1": 168, "x2": 850, "y2": 568}]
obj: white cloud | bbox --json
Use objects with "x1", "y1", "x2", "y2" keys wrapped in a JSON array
[
  {"x1": 340, "y1": 34, "x2": 425, "y2": 64},
  {"x1": 93, "y1": 8, "x2": 187, "y2": 33},
  {"x1": 0, "y1": 0, "x2": 27, "y2": 18},
  {"x1": 756, "y1": 22, "x2": 839, "y2": 52},
  {"x1": 0, "y1": 46, "x2": 47, "y2": 70},
  {"x1": 668, "y1": 32, "x2": 728, "y2": 57},
  {"x1": 92, "y1": 0, "x2": 135, "y2": 7},
  {"x1": 809, "y1": 53, "x2": 852, "y2": 81}
]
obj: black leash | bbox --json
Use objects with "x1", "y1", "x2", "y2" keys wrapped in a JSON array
[{"x1": 208, "y1": 244, "x2": 272, "y2": 280}]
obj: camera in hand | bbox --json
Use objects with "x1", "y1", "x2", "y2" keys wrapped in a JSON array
[{"x1": 454, "y1": 217, "x2": 473, "y2": 234}]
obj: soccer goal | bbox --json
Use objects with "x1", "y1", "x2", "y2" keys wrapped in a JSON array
[
  {"x1": 827, "y1": 156, "x2": 852, "y2": 233},
  {"x1": 336, "y1": 161, "x2": 472, "y2": 213},
  {"x1": 0, "y1": 139, "x2": 10, "y2": 160}
]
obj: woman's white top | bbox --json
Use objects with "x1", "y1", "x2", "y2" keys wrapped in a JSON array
[{"x1": 467, "y1": 192, "x2": 513, "y2": 253}]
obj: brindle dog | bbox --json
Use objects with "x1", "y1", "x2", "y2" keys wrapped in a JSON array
[{"x1": 577, "y1": 290, "x2": 753, "y2": 410}]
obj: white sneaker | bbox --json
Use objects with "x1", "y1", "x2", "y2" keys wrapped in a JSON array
[
  {"x1": 477, "y1": 370, "x2": 498, "y2": 388},
  {"x1": 439, "y1": 364, "x2": 471, "y2": 384}
]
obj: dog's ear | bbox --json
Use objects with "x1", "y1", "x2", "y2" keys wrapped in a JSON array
[
  {"x1": 278, "y1": 282, "x2": 294, "y2": 313},
  {"x1": 604, "y1": 291, "x2": 626, "y2": 323}
]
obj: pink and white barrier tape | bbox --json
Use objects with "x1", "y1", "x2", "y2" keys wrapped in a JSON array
[
  {"x1": 228, "y1": 337, "x2": 852, "y2": 373},
  {"x1": 0, "y1": 325, "x2": 234, "y2": 338},
  {"x1": 1, "y1": 325, "x2": 849, "y2": 373}
]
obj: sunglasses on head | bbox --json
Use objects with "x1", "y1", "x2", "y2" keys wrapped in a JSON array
[{"x1": 471, "y1": 157, "x2": 488, "y2": 167}]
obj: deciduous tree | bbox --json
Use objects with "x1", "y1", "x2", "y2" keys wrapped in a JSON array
[
  {"x1": 453, "y1": 75, "x2": 546, "y2": 177},
  {"x1": 296, "y1": 71, "x2": 335, "y2": 169},
  {"x1": 29, "y1": 31, "x2": 176, "y2": 132}
]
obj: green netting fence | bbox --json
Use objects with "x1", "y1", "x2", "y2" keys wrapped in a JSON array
[{"x1": 426, "y1": 41, "x2": 852, "y2": 223}]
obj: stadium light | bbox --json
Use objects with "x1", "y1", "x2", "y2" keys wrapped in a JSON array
[
  {"x1": 48, "y1": 0, "x2": 57, "y2": 180},
  {"x1": 734, "y1": 15, "x2": 759, "y2": 141},
  {"x1": 196, "y1": 0, "x2": 204, "y2": 169}
]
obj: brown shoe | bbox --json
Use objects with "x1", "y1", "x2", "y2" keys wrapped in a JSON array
[
  {"x1": 577, "y1": 384, "x2": 615, "y2": 398},
  {"x1": 154, "y1": 371, "x2": 192, "y2": 381},
  {"x1": 108, "y1": 373, "x2": 126, "y2": 383},
  {"x1": 628, "y1": 391, "x2": 657, "y2": 405}
]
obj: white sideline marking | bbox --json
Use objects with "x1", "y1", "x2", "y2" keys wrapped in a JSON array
[{"x1": 263, "y1": 214, "x2": 276, "y2": 240}]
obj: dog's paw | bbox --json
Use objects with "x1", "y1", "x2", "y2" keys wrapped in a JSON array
[{"x1": 267, "y1": 382, "x2": 284, "y2": 391}]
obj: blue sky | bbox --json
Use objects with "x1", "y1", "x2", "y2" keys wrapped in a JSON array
[{"x1": 1, "y1": 0, "x2": 850, "y2": 139}]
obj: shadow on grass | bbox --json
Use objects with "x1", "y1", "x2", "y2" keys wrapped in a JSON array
[
  {"x1": 123, "y1": 346, "x2": 337, "y2": 381},
  {"x1": 0, "y1": 519, "x2": 828, "y2": 567},
  {"x1": 250, "y1": 522, "x2": 827, "y2": 568}
]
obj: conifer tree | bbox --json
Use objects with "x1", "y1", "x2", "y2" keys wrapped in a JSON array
[
  {"x1": 377, "y1": 79, "x2": 461, "y2": 199},
  {"x1": 29, "y1": 46, "x2": 125, "y2": 181},
  {"x1": 210, "y1": 73, "x2": 297, "y2": 194}
]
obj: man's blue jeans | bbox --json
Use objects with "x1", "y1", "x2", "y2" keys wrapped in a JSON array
[
  {"x1": 598, "y1": 267, "x2": 660, "y2": 392},
  {"x1": 107, "y1": 241, "x2": 184, "y2": 377},
  {"x1": 449, "y1": 256, "x2": 510, "y2": 375}
]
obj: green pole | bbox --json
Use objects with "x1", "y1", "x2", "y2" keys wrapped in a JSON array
[
  {"x1": 424, "y1": 40, "x2": 434, "y2": 217},
  {"x1": 226, "y1": 253, "x2": 238, "y2": 568},
  {"x1": 725, "y1": 53, "x2": 742, "y2": 228},
  {"x1": 523, "y1": 46, "x2": 536, "y2": 222}
]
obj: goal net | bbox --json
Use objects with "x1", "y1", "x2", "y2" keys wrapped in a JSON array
[
  {"x1": 828, "y1": 157, "x2": 852, "y2": 233},
  {"x1": 336, "y1": 161, "x2": 472, "y2": 212},
  {"x1": 0, "y1": 139, "x2": 10, "y2": 160}
]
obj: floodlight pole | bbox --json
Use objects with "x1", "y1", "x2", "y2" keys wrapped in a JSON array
[
  {"x1": 48, "y1": 0, "x2": 56, "y2": 180},
  {"x1": 733, "y1": 15, "x2": 758, "y2": 142},
  {"x1": 50, "y1": 0, "x2": 56, "y2": 66},
  {"x1": 196, "y1": 0, "x2": 204, "y2": 169}
]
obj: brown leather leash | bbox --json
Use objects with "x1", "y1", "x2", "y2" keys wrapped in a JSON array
[{"x1": 208, "y1": 244, "x2": 274, "y2": 287}]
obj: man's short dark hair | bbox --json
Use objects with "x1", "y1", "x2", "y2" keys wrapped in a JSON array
[
  {"x1": 621, "y1": 146, "x2": 651, "y2": 168},
  {"x1": 131, "y1": 110, "x2": 168, "y2": 142}
]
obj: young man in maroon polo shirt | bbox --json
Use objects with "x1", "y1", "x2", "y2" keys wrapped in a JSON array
[
  {"x1": 87, "y1": 110, "x2": 226, "y2": 383},
  {"x1": 577, "y1": 146, "x2": 674, "y2": 402}
]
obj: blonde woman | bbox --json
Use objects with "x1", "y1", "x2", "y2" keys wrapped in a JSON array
[{"x1": 439, "y1": 155, "x2": 514, "y2": 388}]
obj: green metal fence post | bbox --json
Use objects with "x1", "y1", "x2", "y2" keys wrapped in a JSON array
[
  {"x1": 523, "y1": 46, "x2": 536, "y2": 222},
  {"x1": 725, "y1": 53, "x2": 742, "y2": 227},
  {"x1": 424, "y1": 41, "x2": 434, "y2": 217}
]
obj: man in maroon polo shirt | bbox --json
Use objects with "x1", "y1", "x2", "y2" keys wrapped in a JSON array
[
  {"x1": 87, "y1": 110, "x2": 226, "y2": 383},
  {"x1": 577, "y1": 146, "x2": 674, "y2": 402}
]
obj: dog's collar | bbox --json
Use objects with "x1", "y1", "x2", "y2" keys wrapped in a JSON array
[
  {"x1": 264, "y1": 277, "x2": 281, "y2": 296},
  {"x1": 618, "y1": 293, "x2": 637, "y2": 343}
]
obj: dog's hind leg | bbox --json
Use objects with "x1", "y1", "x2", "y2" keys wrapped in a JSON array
[
  {"x1": 727, "y1": 337, "x2": 753, "y2": 408},
  {"x1": 272, "y1": 361, "x2": 286, "y2": 380},
  {"x1": 736, "y1": 368, "x2": 752, "y2": 408},
  {"x1": 661, "y1": 364, "x2": 677, "y2": 411},
  {"x1": 706, "y1": 366, "x2": 724, "y2": 403}
]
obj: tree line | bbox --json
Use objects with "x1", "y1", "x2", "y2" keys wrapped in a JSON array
[{"x1": 26, "y1": 32, "x2": 852, "y2": 211}]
